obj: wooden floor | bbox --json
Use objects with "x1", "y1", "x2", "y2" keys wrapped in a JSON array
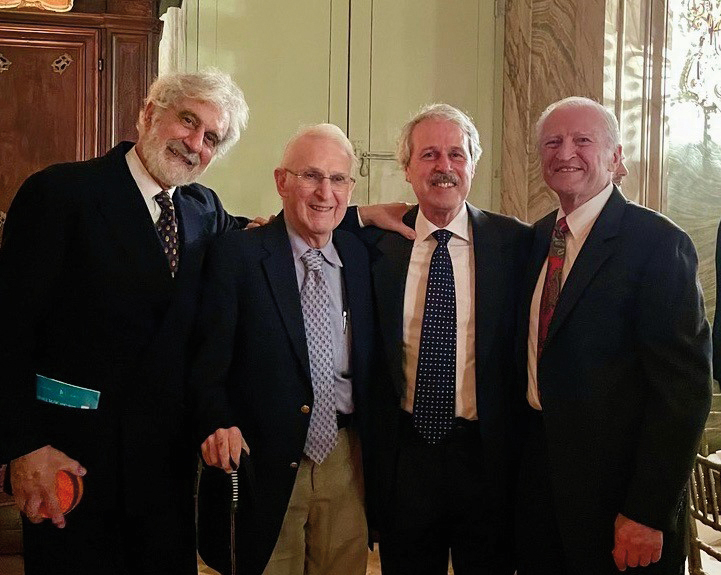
[
  {"x1": 198, "y1": 549, "x2": 386, "y2": 574},
  {"x1": 4, "y1": 550, "x2": 719, "y2": 574},
  {"x1": 1, "y1": 550, "x2": 384, "y2": 575}
]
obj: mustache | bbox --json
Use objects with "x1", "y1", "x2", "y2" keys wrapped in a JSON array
[
  {"x1": 430, "y1": 172, "x2": 458, "y2": 186},
  {"x1": 168, "y1": 141, "x2": 200, "y2": 168}
]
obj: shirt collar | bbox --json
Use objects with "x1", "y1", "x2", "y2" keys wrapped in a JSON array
[
  {"x1": 415, "y1": 202, "x2": 471, "y2": 244},
  {"x1": 558, "y1": 182, "x2": 614, "y2": 239},
  {"x1": 125, "y1": 145, "x2": 176, "y2": 202},
  {"x1": 286, "y1": 219, "x2": 343, "y2": 268}
]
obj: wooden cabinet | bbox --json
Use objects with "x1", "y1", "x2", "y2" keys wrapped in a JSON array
[{"x1": 0, "y1": 5, "x2": 161, "y2": 216}]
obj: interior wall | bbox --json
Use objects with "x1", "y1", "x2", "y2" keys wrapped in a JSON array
[
  {"x1": 501, "y1": 0, "x2": 607, "y2": 223},
  {"x1": 182, "y1": 0, "x2": 340, "y2": 218},
  {"x1": 177, "y1": 0, "x2": 504, "y2": 219}
]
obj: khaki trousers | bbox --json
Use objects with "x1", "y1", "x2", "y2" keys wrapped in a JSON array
[{"x1": 262, "y1": 428, "x2": 368, "y2": 575}]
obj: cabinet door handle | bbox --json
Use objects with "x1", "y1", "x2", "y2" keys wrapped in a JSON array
[{"x1": 358, "y1": 151, "x2": 396, "y2": 177}]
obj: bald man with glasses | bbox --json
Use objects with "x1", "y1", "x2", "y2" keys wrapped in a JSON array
[{"x1": 190, "y1": 124, "x2": 379, "y2": 575}]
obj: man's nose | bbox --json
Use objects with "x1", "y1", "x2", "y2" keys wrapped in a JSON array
[
  {"x1": 556, "y1": 140, "x2": 577, "y2": 160},
  {"x1": 315, "y1": 177, "x2": 333, "y2": 198},
  {"x1": 435, "y1": 154, "x2": 452, "y2": 172},
  {"x1": 184, "y1": 128, "x2": 204, "y2": 154}
]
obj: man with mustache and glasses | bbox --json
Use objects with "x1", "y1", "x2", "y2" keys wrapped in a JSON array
[
  {"x1": 189, "y1": 124, "x2": 379, "y2": 575},
  {"x1": 341, "y1": 103, "x2": 532, "y2": 574},
  {"x1": 515, "y1": 96, "x2": 711, "y2": 574},
  {"x1": 0, "y1": 69, "x2": 251, "y2": 575}
]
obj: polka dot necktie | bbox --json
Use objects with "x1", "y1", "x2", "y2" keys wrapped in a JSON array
[
  {"x1": 300, "y1": 249, "x2": 338, "y2": 464},
  {"x1": 413, "y1": 229, "x2": 456, "y2": 445},
  {"x1": 537, "y1": 217, "x2": 569, "y2": 359},
  {"x1": 154, "y1": 191, "x2": 179, "y2": 276}
]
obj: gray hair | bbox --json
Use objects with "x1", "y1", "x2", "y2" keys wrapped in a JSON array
[
  {"x1": 396, "y1": 103, "x2": 482, "y2": 169},
  {"x1": 281, "y1": 123, "x2": 359, "y2": 175},
  {"x1": 535, "y1": 96, "x2": 620, "y2": 149},
  {"x1": 138, "y1": 68, "x2": 249, "y2": 158}
]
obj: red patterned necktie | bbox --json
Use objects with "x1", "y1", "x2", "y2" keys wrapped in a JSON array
[
  {"x1": 154, "y1": 191, "x2": 179, "y2": 276},
  {"x1": 537, "y1": 217, "x2": 569, "y2": 358}
]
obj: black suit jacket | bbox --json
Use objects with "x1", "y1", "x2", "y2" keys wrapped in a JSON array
[
  {"x1": 342, "y1": 202, "x2": 532, "y2": 524},
  {"x1": 0, "y1": 142, "x2": 241, "y2": 514},
  {"x1": 190, "y1": 213, "x2": 378, "y2": 575},
  {"x1": 713, "y1": 220, "x2": 721, "y2": 380},
  {"x1": 518, "y1": 188, "x2": 711, "y2": 573}
]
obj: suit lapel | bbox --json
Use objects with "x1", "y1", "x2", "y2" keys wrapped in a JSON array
[
  {"x1": 468, "y1": 204, "x2": 506, "y2": 378},
  {"x1": 524, "y1": 212, "x2": 557, "y2": 319},
  {"x1": 334, "y1": 231, "x2": 363, "y2": 371},
  {"x1": 95, "y1": 143, "x2": 173, "y2": 288},
  {"x1": 261, "y1": 214, "x2": 311, "y2": 382},
  {"x1": 374, "y1": 208, "x2": 417, "y2": 397},
  {"x1": 545, "y1": 188, "x2": 626, "y2": 345}
]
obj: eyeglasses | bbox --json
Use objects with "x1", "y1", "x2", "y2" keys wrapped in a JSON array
[{"x1": 285, "y1": 169, "x2": 356, "y2": 192}]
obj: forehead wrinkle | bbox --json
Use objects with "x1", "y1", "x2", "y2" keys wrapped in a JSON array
[{"x1": 302, "y1": 164, "x2": 350, "y2": 175}]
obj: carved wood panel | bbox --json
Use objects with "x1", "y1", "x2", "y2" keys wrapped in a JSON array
[
  {"x1": 107, "y1": 31, "x2": 152, "y2": 147},
  {"x1": 0, "y1": 9, "x2": 160, "y2": 214},
  {"x1": 0, "y1": 24, "x2": 98, "y2": 213}
]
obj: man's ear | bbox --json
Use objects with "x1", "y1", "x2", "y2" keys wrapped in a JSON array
[
  {"x1": 609, "y1": 144, "x2": 622, "y2": 173},
  {"x1": 274, "y1": 168, "x2": 288, "y2": 198},
  {"x1": 142, "y1": 101, "x2": 156, "y2": 128}
]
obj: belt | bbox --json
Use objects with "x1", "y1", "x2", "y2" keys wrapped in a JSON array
[
  {"x1": 399, "y1": 409, "x2": 479, "y2": 441},
  {"x1": 337, "y1": 412, "x2": 353, "y2": 429}
]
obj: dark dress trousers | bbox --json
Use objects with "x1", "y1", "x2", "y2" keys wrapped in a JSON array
[
  {"x1": 515, "y1": 187, "x2": 712, "y2": 575},
  {"x1": 191, "y1": 213, "x2": 379, "y2": 575},
  {"x1": 0, "y1": 142, "x2": 243, "y2": 575},
  {"x1": 341, "y1": 203, "x2": 532, "y2": 574}
]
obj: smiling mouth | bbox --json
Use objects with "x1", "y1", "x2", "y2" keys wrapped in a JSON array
[
  {"x1": 430, "y1": 173, "x2": 458, "y2": 187},
  {"x1": 310, "y1": 205, "x2": 333, "y2": 212},
  {"x1": 168, "y1": 145, "x2": 199, "y2": 168},
  {"x1": 556, "y1": 166, "x2": 582, "y2": 173}
]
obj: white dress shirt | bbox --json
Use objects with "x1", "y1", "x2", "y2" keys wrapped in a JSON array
[
  {"x1": 527, "y1": 183, "x2": 614, "y2": 409},
  {"x1": 402, "y1": 205, "x2": 477, "y2": 420},
  {"x1": 125, "y1": 146, "x2": 176, "y2": 224}
]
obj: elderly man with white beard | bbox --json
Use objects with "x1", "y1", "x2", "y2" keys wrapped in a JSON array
[{"x1": 0, "y1": 69, "x2": 251, "y2": 575}]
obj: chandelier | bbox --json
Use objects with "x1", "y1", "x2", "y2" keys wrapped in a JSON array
[
  {"x1": 679, "y1": 0, "x2": 721, "y2": 107},
  {"x1": 0, "y1": 0, "x2": 73, "y2": 11}
]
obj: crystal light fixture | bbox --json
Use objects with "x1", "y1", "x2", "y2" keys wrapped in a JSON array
[{"x1": 0, "y1": 0, "x2": 73, "y2": 11}]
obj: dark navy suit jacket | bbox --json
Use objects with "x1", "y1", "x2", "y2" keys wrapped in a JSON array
[
  {"x1": 341, "y1": 203, "x2": 532, "y2": 528},
  {"x1": 190, "y1": 213, "x2": 379, "y2": 575},
  {"x1": 517, "y1": 187, "x2": 711, "y2": 573}
]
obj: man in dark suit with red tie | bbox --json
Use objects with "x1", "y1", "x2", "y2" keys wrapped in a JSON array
[
  {"x1": 0, "y1": 70, "x2": 250, "y2": 575},
  {"x1": 515, "y1": 96, "x2": 712, "y2": 574}
]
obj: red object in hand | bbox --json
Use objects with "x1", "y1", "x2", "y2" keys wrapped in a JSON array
[{"x1": 39, "y1": 470, "x2": 83, "y2": 518}]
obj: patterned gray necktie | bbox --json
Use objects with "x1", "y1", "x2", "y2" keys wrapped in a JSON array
[
  {"x1": 300, "y1": 249, "x2": 338, "y2": 463},
  {"x1": 413, "y1": 229, "x2": 456, "y2": 444},
  {"x1": 154, "y1": 191, "x2": 179, "y2": 276}
]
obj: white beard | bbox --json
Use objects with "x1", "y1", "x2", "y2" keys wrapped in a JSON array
[{"x1": 141, "y1": 129, "x2": 206, "y2": 188}]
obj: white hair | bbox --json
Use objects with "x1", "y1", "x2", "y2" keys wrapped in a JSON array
[
  {"x1": 535, "y1": 96, "x2": 620, "y2": 150},
  {"x1": 396, "y1": 103, "x2": 482, "y2": 168},
  {"x1": 138, "y1": 68, "x2": 249, "y2": 158}
]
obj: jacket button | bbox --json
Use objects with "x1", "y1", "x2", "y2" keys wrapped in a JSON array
[
  {"x1": 290, "y1": 462, "x2": 298, "y2": 469},
  {"x1": 300, "y1": 405, "x2": 310, "y2": 414}
]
